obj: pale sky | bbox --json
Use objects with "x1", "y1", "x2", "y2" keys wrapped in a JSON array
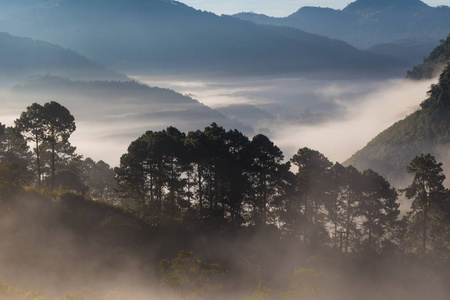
[{"x1": 181, "y1": 0, "x2": 450, "y2": 17}]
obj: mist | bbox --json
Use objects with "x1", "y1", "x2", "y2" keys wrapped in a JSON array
[
  {"x1": 0, "y1": 73, "x2": 449, "y2": 300},
  {"x1": 1, "y1": 189, "x2": 449, "y2": 300},
  {"x1": 0, "y1": 74, "x2": 435, "y2": 168},
  {"x1": 133, "y1": 75, "x2": 435, "y2": 163}
]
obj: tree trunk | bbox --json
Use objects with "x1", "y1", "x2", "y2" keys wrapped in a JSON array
[
  {"x1": 345, "y1": 193, "x2": 351, "y2": 253},
  {"x1": 198, "y1": 165, "x2": 203, "y2": 220},
  {"x1": 423, "y1": 207, "x2": 427, "y2": 254},
  {"x1": 35, "y1": 137, "x2": 41, "y2": 188},
  {"x1": 51, "y1": 143, "x2": 55, "y2": 192}
]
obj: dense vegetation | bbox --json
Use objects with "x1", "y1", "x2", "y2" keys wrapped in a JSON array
[
  {"x1": 345, "y1": 61, "x2": 450, "y2": 184},
  {"x1": 1, "y1": 95, "x2": 450, "y2": 299},
  {"x1": 407, "y1": 35, "x2": 450, "y2": 79}
]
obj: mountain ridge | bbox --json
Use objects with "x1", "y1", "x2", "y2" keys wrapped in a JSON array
[
  {"x1": 0, "y1": 0, "x2": 404, "y2": 77},
  {"x1": 407, "y1": 35, "x2": 450, "y2": 79},
  {"x1": 233, "y1": 0, "x2": 450, "y2": 50},
  {"x1": 344, "y1": 0, "x2": 429, "y2": 12},
  {"x1": 0, "y1": 31, "x2": 125, "y2": 84}
]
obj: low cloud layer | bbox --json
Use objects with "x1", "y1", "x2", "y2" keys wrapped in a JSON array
[
  {"x1": 135, "y1": 75, "x2": 435, "y2": 164},
  {"x1": 0, "y1": 75, "x2": 436, "y2": 171}
]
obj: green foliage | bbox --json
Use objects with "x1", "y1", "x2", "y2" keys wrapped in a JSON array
[
  {"x1": 358, "y1": 169, "x2": 399, "y2": 249},
  {"x1": 15, "y1": 101, "x2": 76, "y2": 190},
  {"x1": 0, "y1": 280, "x2": 49, "y2": 300},
  {"x1": 249, "y1": 282, "x2": 272, "y2": 300},
  {"x1": 160, "y1": 251, "x2": 227, "y2": 299},
  {"x1": 402, "y1": 154, "x2": 447, "y2": 254},
  {"x1": 248, "y1": 269, "x2": 320, "y2": 300},
  {"x1": 287, "y1": 148, "x2": 400, "y2": 253},
  {"x1": 2, "y1": 101, "x2": 450, "y2": 300},
  {"x1": 0, "y1": 124, "x2": 32, "y2": 168},
  {"x1": 345, "y1": 62, "x2": 450, "y2": 183},
  {"x1": 407, "y1": 36, "x2": 450, "y2": 80},
  {"x1": 280, "y1": 269, "x2": 319, "y2": 300},
  {"x1": 115, "y1": 124, "x2": 293, "y2": 227},
  {"x1": 81, "y1": 158, "x2": 117, "y2": 202},
  {"x1": 288, "y1": 148, "x2": 333, "y2": 246},
  {"x1": 0, "y1": 162, "x2": 32, "y2": 203}
]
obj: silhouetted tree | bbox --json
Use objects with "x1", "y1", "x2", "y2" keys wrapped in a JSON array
[
  {"x1": 15, "y1": 103, "x2": 46, "y2": 187},
  {"x1": 0, "y1": 124, "x2": 32, "y2": 168},
  {"x1": 339, "y1": 165, "x2": 363, "y2": 253},
  {"x1": 82, "y1": 158, "x2": 117, "y2": 202},
  {"x1": 41, "y1": 101, "x2": 76, "y2": 192},
  {"x1": 403, "y1": 154, "x2": 446, "y2": 254},
  {"x1": 291, "y1": 148, "x2": 333, "y2": 246},
  {"x1": 223, "y1": 129, "x2": 252, "y2": 224},
  {"x1": 359, "y1": 169, "x2": 399, "y2": 250},
  {"x1": 115, "y1": 134, "x2": 150, "y2": 204},
  {"x1": 0, "y1": 162, "x2": 32, "y2": 204},
  {"x1": 327, "y1": 163, "x2": 347, "y2": 250},
  {"x1": 247, "y1": 134, "x2": 292, "y2": 226}
]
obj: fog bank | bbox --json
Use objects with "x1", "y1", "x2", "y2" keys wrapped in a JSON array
[{"x1": 134, "y1": 75, "x2": 435, "y2": 163}]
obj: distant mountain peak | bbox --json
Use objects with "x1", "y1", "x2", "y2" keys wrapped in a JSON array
[{"x1": 344, "y1": 0, "x2": 429, "y2": 11}]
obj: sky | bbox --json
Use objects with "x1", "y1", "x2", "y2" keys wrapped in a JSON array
[{"x1": 181, "y1": 0, "x2": 450, "y2": 17}]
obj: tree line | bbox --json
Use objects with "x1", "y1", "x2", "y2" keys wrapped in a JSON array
[
  {"x1": 0, "y1": 102, "x2": 116, "y2": 203},
  {"x1": 114, "y1": 123, "x2": 450, "y2": 254},
  {"x1": 1, "y1": 102, "x2": 449, "y2": 255}
]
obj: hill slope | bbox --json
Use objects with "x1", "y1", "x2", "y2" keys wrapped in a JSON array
[
  {"x1": 9, "y1": 75, "x2": 252, "y2": 165},
  {"x1": 344, "y1": 62, "x2": 450, "y2": 185},
  {"x1": 233, "y1": 0, "x2": 450, "y2": 49},
  {"x1": 0, "y1": 32, "x2": 124, "y2": 84},
  {"x1": 366, "y1": 39, "x2": 438, "y2": 66},
  {"x1": 11, "y1": 75, "x2": 245, "y2": 131},
  {"x1": 0, "y1": 0, "x2": 402, "y2": 77},
  {"x1": 407, "y1": 35, "x2": 450, "y2": 79}
]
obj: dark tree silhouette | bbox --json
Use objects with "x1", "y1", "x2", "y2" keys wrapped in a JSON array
[
  {"x1": 291, "y1": 147, "x2": 333, "y2": 246},
  {"x1": 41, "y1": 101, "x2": 76, "y2": 192},
  {"x1": 0, "y1": 124, "x2": 32, "y2": 168},
  {"x1": 403, "y1": 154, "x2": 446, "y2": 254},
  {"x1": 247, "y1": 134, "x2": 292, "y2": 226},
  {"x1": 359, "y1": 169, "x2": 399, "y2": 250},
  {"x1": 15, "y1": 103, "x2": 46, "y2": 187}
]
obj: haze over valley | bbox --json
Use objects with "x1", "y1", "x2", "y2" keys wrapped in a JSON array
[{"x1": 0, "y1": 0, "x2": 450, "y2": 299}]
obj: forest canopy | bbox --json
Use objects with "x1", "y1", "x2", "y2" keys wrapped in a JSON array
[{"x1": 0, "y1": 99, "x2": 449, "y2": 300}]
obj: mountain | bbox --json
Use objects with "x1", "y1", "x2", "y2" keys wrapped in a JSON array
[
  {"x1": 11, "y1": 74, "x2": 252, "y2": 135},
  {"x1": 366, "y1": 39, "x2": 438, "y2": 66},
  {"x1": 344, "y1": 62, "x2": 450, "y2": 185},
  {"x1": 233, "y1": 0, "x2": 450, "y2": 50},
  {"x1": 9, "y1": 75, "x2": 254, "y2": 165},
  {"x1": 407, "y1": 35, "x2": 450, "y2": 79},
  {"x1": 0, "y1": 32, "x2": 125, "y2": 84},
  {"x1": 0, "y1": 0, "x2": 402, "y2": 77}
]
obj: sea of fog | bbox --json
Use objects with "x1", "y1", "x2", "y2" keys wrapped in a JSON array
[
  {"x1": 0, "y1": 74, "x2": 436, "y2": 168},
  {"x1": 131, "y1": 75, "x2": 435, "y2": 164}
]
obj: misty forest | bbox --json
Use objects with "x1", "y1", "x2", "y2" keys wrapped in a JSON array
[{"x1": 1, "y1": 0, "x2": 450, "y2": 299}]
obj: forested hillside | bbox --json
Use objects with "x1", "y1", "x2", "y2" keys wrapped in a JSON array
[
  {"x1": 407, "y1": 35, "x2": 450, "y2": 79},
  {"x1": 0, "y1": 2, "x2": 449, "y2": 298},
  {"x1": 0, "y1": 32, "x2": 124, "y2": 83},
  {"x1": 345, "y1": 62, "x2": 450, "y2": 184},
  {"x1": 9, "y1": 75, "x2": 252, "y2": 142},
  {"x1": 366, "y1": 38, "x2": 438, "y2": 66},
  {"x1": 0, "y1": 100, "x2": 450, "y2": 299}
]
